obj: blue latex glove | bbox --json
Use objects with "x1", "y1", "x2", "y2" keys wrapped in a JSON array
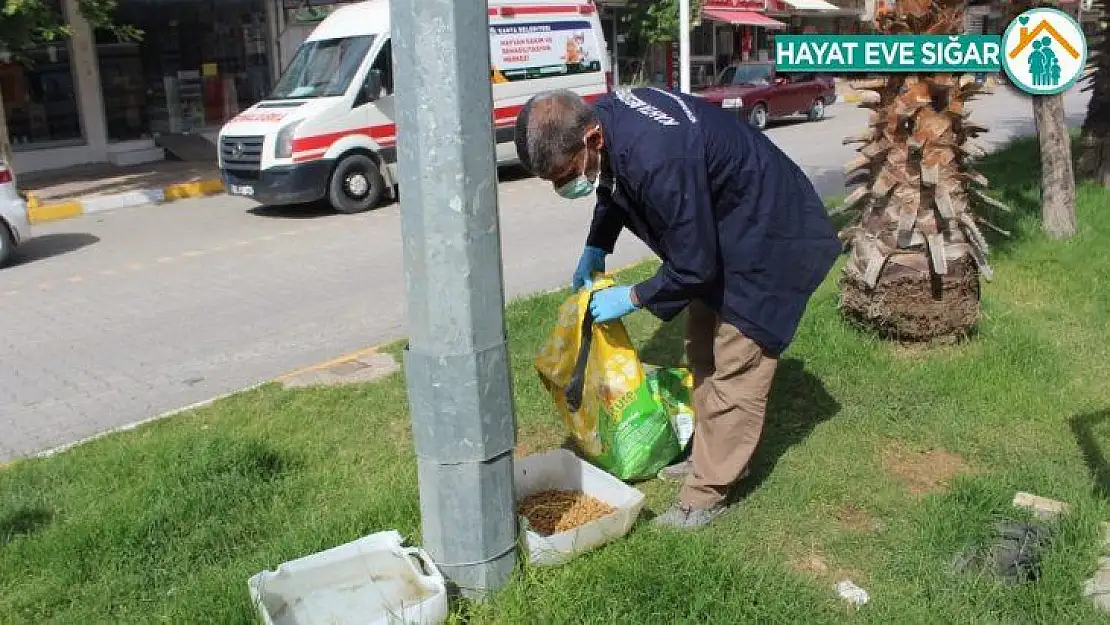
[
  {"x1": 572, "y1": 246, "x2": 607, "y2": 291},
  {"x1": 589, "y1": 286, "x2": 638, "y2": 323}
]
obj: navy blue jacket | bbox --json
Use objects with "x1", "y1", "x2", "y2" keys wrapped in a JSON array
[{"x1": 587, "y1": 87, "x2": 840, "y2": 356}]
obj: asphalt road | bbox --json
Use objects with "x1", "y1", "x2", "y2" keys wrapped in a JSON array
[{"x1": 0, "y1": 87, "x2": 1090, "y2": 461}]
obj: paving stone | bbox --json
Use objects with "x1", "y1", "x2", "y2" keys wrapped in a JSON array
[{"x1": 1012, "y1": 492, "x2": 1069, "y2": 520}]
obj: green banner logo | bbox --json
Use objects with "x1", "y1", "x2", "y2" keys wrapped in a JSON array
[
  {"x1": 774, "y1": 9, "x2": 1088, "y2": 97},
  {"x1": 775, "y1": 35, "x2": 1003, "y2": 73}
]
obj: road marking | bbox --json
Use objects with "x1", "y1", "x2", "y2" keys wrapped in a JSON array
[
  {"x1": 100, "y1": 269, "x2": 116, "y2": 276},
  {"x1": 38, "y1": 283, "x2": 52, "y2": 291},
  {"x1": 68, "y1": 276, "x2": 84, "y2": 283},
  {"x1": 258, "y1": 235, "x2": 276, "y2": 241},
  {"x1": 182, "y1": 250, "x2": 205, "y2": 257},
  {"x1": 127, "y1": 263, "x2": 144, "y2": 271},
  {"x1": 277, "y1": 344, "x2": 387, "y2": 381},
  {"x1": 157, "y1": 256, "x2": 174, "y2": 264},
  {"x1": 2, "y1": 290, "x2": 17, "y2": 297},
  {"x1": 234, "y1": 240, "x2": 251, "y2": 247}
]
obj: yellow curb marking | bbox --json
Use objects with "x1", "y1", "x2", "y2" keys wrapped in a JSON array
[
  {"x1": 28, "y1": 199, "x2": 83, "y2": 224},
  {"x1": 162, "y1": 179, "x2": 225, "y2": 201},
  {"x1": 24, "y1": 178, "x2": 224, "y2": 224},
  {"x1": 276, "y1": 345, "x2": 385, "y2": 383}
]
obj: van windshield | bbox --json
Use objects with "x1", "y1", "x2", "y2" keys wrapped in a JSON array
[{"x1": 271, "y1": 35, "x2": 376, "y2": 99}]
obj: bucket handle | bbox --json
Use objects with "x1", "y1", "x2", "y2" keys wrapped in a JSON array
[
  {"x1": 563, "y1": 291, "x2": 595, "y2": 413},
  {"x1": 402, "y1": 547, "x2": 442, "y2": 580}
]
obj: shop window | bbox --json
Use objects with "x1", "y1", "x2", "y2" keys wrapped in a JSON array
[
  {"x1": 691, "y1": 22, "x2": 714, "y2": 57},
  {"x1": 97, "y1": 0, "x2": 272, "y2": 137},
  {"x1": 0, "y1": 38, "x2": 83, "y2": 149},
  {"x1": 97, "y1": 41, "x2": 148, "y2": 141}
]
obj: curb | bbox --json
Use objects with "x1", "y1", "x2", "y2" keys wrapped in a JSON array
[
  {"x1": 26, "y1": 178, "x2": 225, "y2": 224},
  {"x1": 32, "y1": 381, "x2": 269, "y2": 461}
]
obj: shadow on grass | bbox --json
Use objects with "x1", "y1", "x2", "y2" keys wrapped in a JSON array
[
  {"x1": 1069, "y1": 410, "x2": 1110, "y2": 500},
  {"x1": 640, "y1": 314, "x2": 687, "y2": 366},
  {"x1": 737, "y1": 359, "x2": 841, "y2": 498},
  {"x1": 974, "y1": 134, "x2": 1092, "y2": 254},
  {"x1": 637, "y1": 318, "x2": 841, "y2": 498},
  {"x1": 0, "y1": 506, "x2": 53, "y2": 543}
]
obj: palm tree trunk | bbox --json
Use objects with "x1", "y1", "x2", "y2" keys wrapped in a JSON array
[{"x1": 1033, "y1": 94, "x2": 1078, "y2": 239}]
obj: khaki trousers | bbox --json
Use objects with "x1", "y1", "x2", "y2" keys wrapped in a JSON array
[{"x1": 680, "y1": 300, "x2": 779, "y2": 509}]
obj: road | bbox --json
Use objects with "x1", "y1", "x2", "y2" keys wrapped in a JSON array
[{"x1": 0, "y1": 87, "x2": 1090, "y2": 461}]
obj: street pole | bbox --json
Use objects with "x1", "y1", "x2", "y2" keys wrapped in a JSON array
[
  {"x1": 679, "y1": 0, "x2": 691, "y2": 93},
  {"x1": 390, "y1": 0, "x2": 518, "y2": 600}
]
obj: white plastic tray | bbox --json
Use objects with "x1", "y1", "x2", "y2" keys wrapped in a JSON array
[
  {"x1": 515, "y1": 449, "x2": 647, "y2": 566},
  {"x1": 247, "y1": 530, "x2": 448, "y2": 625}
]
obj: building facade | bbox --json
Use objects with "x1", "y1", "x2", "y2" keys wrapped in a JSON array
[{"x1": 2, "y1": 0, "x2": 332, "y2": 175}]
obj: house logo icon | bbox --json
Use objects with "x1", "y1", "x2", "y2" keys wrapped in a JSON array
[{"x1": 1002, "y1": 8, "x2": 1088, "y2": 96}]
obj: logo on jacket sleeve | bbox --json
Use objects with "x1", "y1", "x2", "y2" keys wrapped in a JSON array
[{"x1": 613, "y1": 89, "x2": 680, "y2": 126}]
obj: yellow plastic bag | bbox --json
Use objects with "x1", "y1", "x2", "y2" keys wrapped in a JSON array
[{"x1": 534, "y1": 276, "x2": 693, "y2": 481}]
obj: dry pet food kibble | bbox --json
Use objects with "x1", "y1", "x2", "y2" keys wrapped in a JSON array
[{"x1": 518, "y1": 490, "x2": 616, "y2": 536}]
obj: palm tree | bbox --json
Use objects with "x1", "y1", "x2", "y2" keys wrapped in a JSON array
[
  {"x1": 836, "y1": 0, "x2": 1011, "y2": 341},
  {"x1": 1080, "y1": 0, "x2": 1110, "y2": 186}
]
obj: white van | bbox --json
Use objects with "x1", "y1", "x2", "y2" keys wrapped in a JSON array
[{"x1": 218, "y1": 0, "x2": 611, "y2": 214}]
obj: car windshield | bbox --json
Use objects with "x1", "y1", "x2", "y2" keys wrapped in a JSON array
[
  {"x1": 720, "y1": 64, "x2": 772, "y2": 86},
  {"x1": 270, "y1": 35, "x2": 375, "y2": 99}
]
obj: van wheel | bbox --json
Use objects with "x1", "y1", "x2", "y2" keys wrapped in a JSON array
[
  {"x1": 328, "y1": 154, "x2": 385, "y2": 214},
  {"x1": 807, "y1": 98, "x2": 826, "y2": 122},
  {"x1": 749, "y1": 104, "x2": 769, "y2": 131}
]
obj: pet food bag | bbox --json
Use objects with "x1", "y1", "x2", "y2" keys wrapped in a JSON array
[{"x1": 534, "y1": 276, "x2": 695, "y2": 481}]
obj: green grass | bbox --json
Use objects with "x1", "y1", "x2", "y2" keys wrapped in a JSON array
[{"x1": 4, "y1": 139, "x2": 1110, "y2": 623}]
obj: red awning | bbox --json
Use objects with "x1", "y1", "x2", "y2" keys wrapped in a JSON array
[{"x1": 701, "y1": 8, "x2": 788, "y2": 29}]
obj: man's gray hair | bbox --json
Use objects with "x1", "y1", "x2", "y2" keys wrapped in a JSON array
[{"x1": 514, "y1": 90, "x2": 599, "y2": 179}]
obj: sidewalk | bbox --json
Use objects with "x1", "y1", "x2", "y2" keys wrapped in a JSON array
[
  {"x1": 835, "y1": 75, "x2": 1004, "y2": 104},
  {"x1": 19, "y1": 159, "x2": 223, "y2": 224}
]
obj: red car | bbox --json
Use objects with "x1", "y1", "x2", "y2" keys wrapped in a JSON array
[{"x1": 692, "y1": 63, "x2": 836, "y2": 131}]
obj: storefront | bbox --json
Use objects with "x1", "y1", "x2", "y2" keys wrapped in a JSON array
[
  {"x1": 772, "y1": 0, "x2": 864, "y2": 35},
  {"x1": 689, "y1": 0, "x2": 855, "y2": 87},
  {"x1": 96, "y1": 0, "x2": 272, "y2": 142},
  {"x1": 0, "y1": 0, "x2": 286, "y2": 174},
  {"x1": 0, "y1": 0, "x2": 85, "y2": 156}
]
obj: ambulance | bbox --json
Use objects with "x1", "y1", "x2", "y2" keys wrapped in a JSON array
[{"x1": 218, "y1": 0, "x2": 612, "y2": 214}]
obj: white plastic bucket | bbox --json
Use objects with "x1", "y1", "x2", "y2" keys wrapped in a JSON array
[
  {"x1": 247, "y1": 530, "x2": 448, "y2": 625},
  {"x1": 515, "y1": 448, "x2": 647, "y2": 566}
]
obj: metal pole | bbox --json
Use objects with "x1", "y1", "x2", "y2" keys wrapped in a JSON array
[
  {"x1": 679, "y1": 0, "x2": 691, "y2": 92},
  {"x1": 391, "y1": 0, "x2": 518, "y2": 600},
  {"x1": 612, "y1": 8, "x2": 621, "y2": 87}
]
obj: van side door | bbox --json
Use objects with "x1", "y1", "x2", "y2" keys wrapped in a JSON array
[{"x1": 356, "y1": 39, "x2": 396, "y2": 159}]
